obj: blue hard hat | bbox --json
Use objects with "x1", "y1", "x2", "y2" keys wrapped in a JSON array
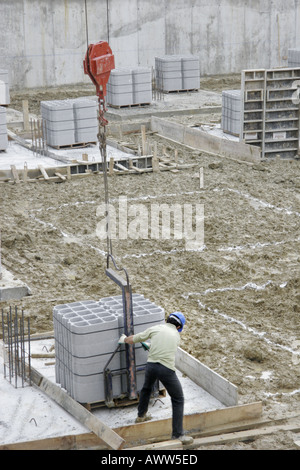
[{"x1": 169, "y1": 312, "x2": 186, "y2": 332}]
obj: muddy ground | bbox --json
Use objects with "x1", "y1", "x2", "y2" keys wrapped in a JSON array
[{"x1": 1, "y1": 75, "x2": 300, "y2": 450}]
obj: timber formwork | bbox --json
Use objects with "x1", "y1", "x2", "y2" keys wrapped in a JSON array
[{"x1": 0, "y1": 336, "x2": 264, "y2": 450}]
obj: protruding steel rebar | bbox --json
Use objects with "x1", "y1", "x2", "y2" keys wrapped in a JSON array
[{"x1": 1, "y1": 306, "x2": 32, "y2": 388}]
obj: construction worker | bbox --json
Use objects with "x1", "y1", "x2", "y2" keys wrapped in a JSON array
[{"x1": 119, "y1": 312, "x2": 194, "y2": 445}]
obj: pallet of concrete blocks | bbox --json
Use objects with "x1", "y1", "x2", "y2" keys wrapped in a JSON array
[
  {"x1": 53, "y1": 294, "x2": 165, "y2": 404},
  {"x1": 131, "y1": 67, "x2": 152, "y2": 105},
  {"x1": 0, "y1": 69, "x2": 10, "y2": 105},
  {"x1": 155, "y1": 55, "x2": 182, "y2": 92},
  {"x1": 73, "y1": 98, "x2": 98, "y2": 144},
  {"x1": 221, "y1": 89, "x2": 241, "y2": 136},
  {"x1": 53, "y1": 300, "x2": 121, "y2": 403},
  {"x1": 155, "y1": 55, "x2": 200, "y2": 92},
  {"x1": 0, "y1": 106, "x2": 8, "y2": 151},
  {"x1": 41, "y1": 99, "x2": 76, "y2": 148},
  {"x1": 107, "y1": 68, "x2": 134, "y2": 107},
  {"x1": 181, "y1": 55, "x2": 200, "y2": 90},
  {"x1": 288, "y1": 49, "x2": 300, "y2": 67},
  {"x1": 99, "y1": 293, "x2": 165, "y2": 394}
]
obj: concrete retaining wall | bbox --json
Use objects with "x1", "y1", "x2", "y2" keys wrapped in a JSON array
[
  {"x1": 151, "y1": 116, "x2": 261, "y2": 163},
  {"x1": 1, "y1": 0, "x2": 300, "y2": 89}
]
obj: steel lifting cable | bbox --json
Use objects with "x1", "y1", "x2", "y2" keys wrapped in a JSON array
[{"x1": 83, "y1": 41, "x2": 115, "y2": 267}]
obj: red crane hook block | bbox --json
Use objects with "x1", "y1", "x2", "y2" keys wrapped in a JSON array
[{"x1": 83, "y1": 41, "x2": 115, "y2": 101}]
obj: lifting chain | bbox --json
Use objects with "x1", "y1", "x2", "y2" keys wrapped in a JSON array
[{"x1": 97, "y1": 97, "x2": 113, "y2": 262}]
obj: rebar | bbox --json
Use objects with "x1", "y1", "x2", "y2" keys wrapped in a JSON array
[
  {"x1": 1, "y1": 306, "x2": 32, "y2": 388},
  {"x1": 30, "y1": 118, "x2": 47, "y2": 157}
]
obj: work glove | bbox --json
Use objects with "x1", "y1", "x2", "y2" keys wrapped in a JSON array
[
  {"x1": 141, "y1": 342, "x2": 150, "y2": 351},
  {"x1": 118, "y1": 334, "x2": 127, "y2": 344}
]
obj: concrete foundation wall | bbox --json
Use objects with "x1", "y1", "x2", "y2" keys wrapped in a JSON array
[{"x1": 1, "y1": 0, "x2": 300, "y2": 89}]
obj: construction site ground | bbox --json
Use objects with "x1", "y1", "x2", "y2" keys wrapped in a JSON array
[{"x1": 0, "y1": 74, "x2": 300, "y2": 450}]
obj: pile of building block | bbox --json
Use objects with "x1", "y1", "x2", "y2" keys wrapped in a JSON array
[
  {"x1": 0, "y1": 69, "x2": 10, "y2": 106},
  {"x1": 0, "y1": 69, "x2": 9, "y2": 151},
  {"x1": 107, "y1": 67, "x2": 152, "y2": 107},
  {"x1": 0, "y1": 107, "x2": 8, "y2": 151},
  {"x1": 288, "y1": 49, "x2": 300, "y2": 67},
  {"x1": 221, "y1": 89, "x2": 241, "y2": 136},
  {"x1": 53, "y1": 294, "x2": 165, "y2": 404},
  {"x1": 155, "y1": 55, "x2": 200, "y2": 92},
  {"x1": 41, "y1": 98, "x2": 97, "y2": 148}
]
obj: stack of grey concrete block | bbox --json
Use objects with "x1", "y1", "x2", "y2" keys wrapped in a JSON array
[
  {"x1": 181, "y1": 56, "x2": 200, "y2": 90},
  {"x1": 107, "y1": 67, "x2": 152, "y2": 107},
  {"x1": 155, "y1": 55, "x2": 200, "y2": 92},
  {"x1": 41, "y1": 98, "x2": 97, "y2": 147},
  {"x1": 132, "y1": 67, "x2": 152, "y2": 105},
  {"x1": 288, "y1": 49, "x2": 300, "y2": 67},
  {"x1": 0, "y1": 107, "x2": 8, "y2": 151},
  {"x1": 73, "y1": 98, "x2": 98, "y2": 143},
  {"x1": 0, "y1": 69, "x2": 10, "y2": 106},
  {"x1": 221, "y1": 89, "x2": 241, "y2": 136},
  {"x1": 53, "y1": 294, "x2": 165, "y2": 404}
]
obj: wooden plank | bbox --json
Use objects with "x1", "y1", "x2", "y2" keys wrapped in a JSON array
[
  {"x1": 115, "y1": 163, "x2": 129, "y2": 172},
  {"x1": 22, "y1": 100, "x2": 30, "y2": 131},
  {"x1": 128, "y1": 439, "x2": 184, "y2": 451},
  {"x1": 190, "y1": 421, "x2": 300, "y2": 447},
  {"x1": 29, "y1": 366, "x2": 125, "y2": 450},
  {"x1": 54, "y1": 172, "x2": 66, "y2": 181},
  {"x1": 38, "y1": 165, "x2": 49, "y2": 180},
  {"x1": 176, "y1": 347, "x2": 238, "y2": 406},
  {"x1": 141, "y1": 125, "x2": 147, "y2": 155},
  {"x1": 10, "y1": 165, "x2": 20, "y2": 184}
]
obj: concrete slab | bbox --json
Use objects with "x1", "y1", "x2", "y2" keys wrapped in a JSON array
[
  {"x1": 105, "y1": 88, "x2": 222, "y2": 121},
  {"x1": 0, "y1": 266, "x2": 31, "y2": 301},
  {"x1": 0, "y1": 337, "x2": 225, "y2": 447}
]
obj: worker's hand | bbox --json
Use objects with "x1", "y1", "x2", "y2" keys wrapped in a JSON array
[{"x1": 118, "y1": 334, "x2": 127, "y2": 344}]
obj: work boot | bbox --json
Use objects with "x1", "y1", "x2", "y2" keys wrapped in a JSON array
[
  {"x1": 173, "y1": 434, "x2": 194, "y2": 445},
  {"x1": 135, "y1": 413, "x2": 152, "y2": 423}
]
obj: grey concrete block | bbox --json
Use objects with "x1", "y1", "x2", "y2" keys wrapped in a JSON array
[
  {"x1": 221, "y1": 89, "x2": 241, "y2": 135},
  {"x1": 75, "y1": 127, "x2": 98, "y2": 143},
  {"x1": 53, "y1": 295, "x2": 165, "y2": 403},
  {"x1": 0, "y1": 69, "x2": 10, "y2": 105},
  {"x1": 0, "y1": 106, "x2": 8, "y2": 150},
  {"x1": 46, "y1": 129, "x2": 76, "y2": 147},
  {"x1": 41, "y1": 100, "x2": 74, "y2": 122}
]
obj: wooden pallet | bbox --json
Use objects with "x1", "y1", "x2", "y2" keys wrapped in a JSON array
[
  {"x1": 108, "y1": 102, "x2": 151, "y2": 109},
  {"x1": 162, "y1": 88, "x2": 199, "y2": 94},
  {"x1": 83, "y1": 388, "x2": 166, "y2": 411},
  {"x1": 50, "y1": 141, "x2": 97, "y2": 150}
]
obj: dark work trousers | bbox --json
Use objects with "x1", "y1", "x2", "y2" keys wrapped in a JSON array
[{"x1": 138, "y1": 362, "x2": 184, "y2": 438}]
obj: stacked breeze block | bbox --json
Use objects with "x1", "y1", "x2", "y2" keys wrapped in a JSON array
[
  {"x1": 107, "y1": 68, "x2": 134, "y2": 107},
  {"x1": 73, "y1": 98, "x2": 98, "y2": 143},
  {"x1": 288, "y1": 49, "x2": 300, "y2": 67},
  {"x1": 0, "y1": 106, "x2": 8, "y2": 151},
  {"x1": 132, "y1": 67, "x2": 152, "y2": 105},
  {"x1": 0, "y1": 69, "x2": 10, "y2": 105},
  {"x1": 41, "y1": 98, "x2": 97, "y2": 147},
  {"x1": 221, "y1": 89, "x2": 241, "y2": 136},
  {"x1": 155, "y1": 55, "x2": 200, "y2": 92},
  {"x1": 53, "y1": 294, "x2": 165, "y2": 404},
  {"x1": 107, "y1": 67, "x2": 152, "y2": 107}
]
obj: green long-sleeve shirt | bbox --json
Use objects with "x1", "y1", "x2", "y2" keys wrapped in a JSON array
[{"x1": 133, "y1": 323, "x2": 180, "y2": 371}]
